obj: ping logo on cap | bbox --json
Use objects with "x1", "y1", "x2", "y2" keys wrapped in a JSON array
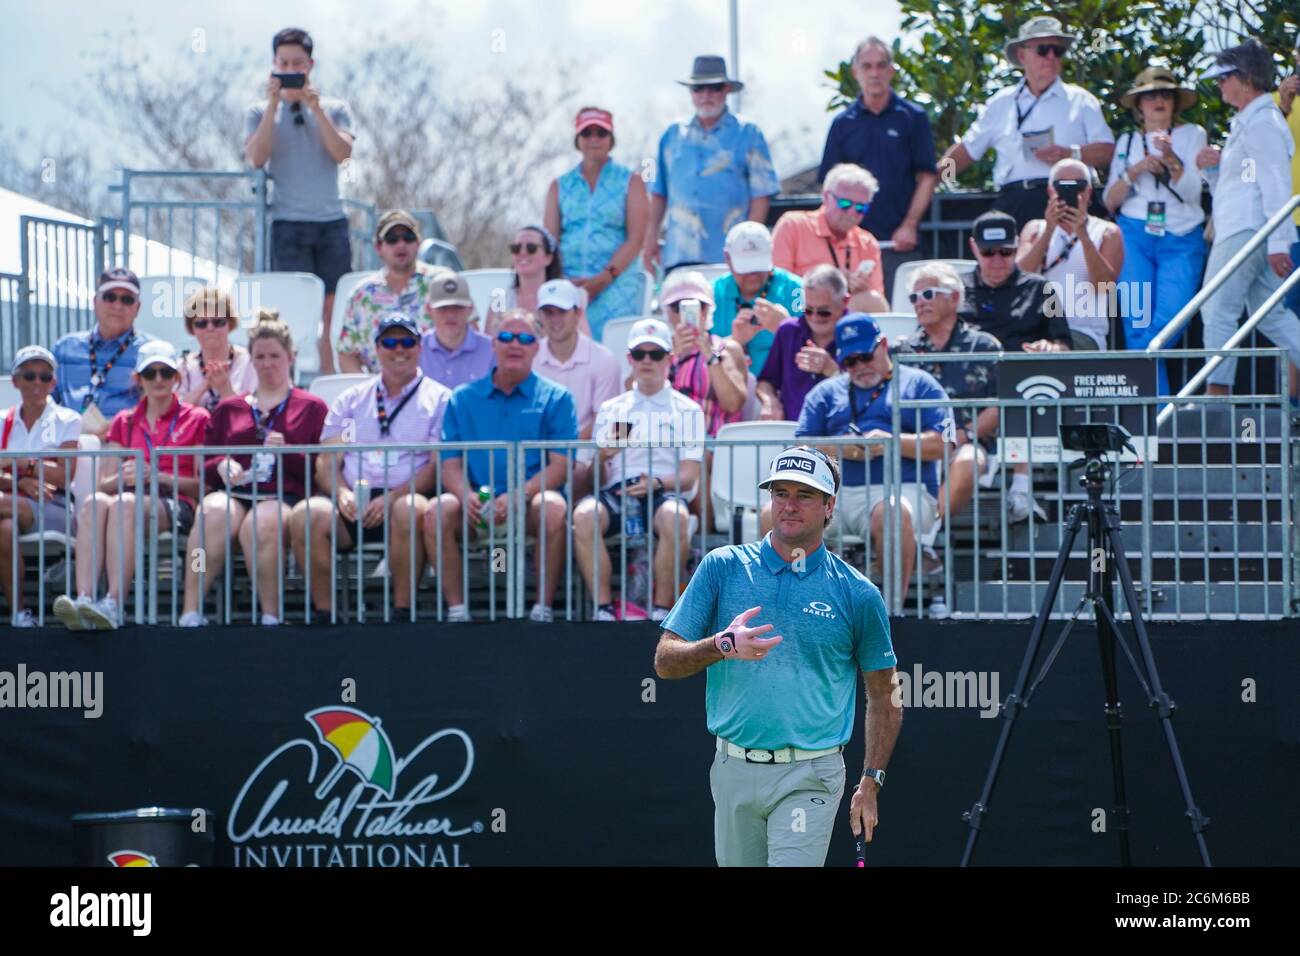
[{"x1": 776, "y1": 455, "x2": 815, "y2": 473}]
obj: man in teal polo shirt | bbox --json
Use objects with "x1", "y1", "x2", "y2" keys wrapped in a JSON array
[
  {"x1": 710, "y1": 221, "x2": 803, "y2": 377},
  {"x1": 655, "y1": 447, "x2": 901, "y2": 867},
  {"x1": 426, "y1": 309, "x2": 578, "y2": 623}
]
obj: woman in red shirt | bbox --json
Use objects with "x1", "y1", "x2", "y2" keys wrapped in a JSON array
[
  {"x1": 179, "y1": 317, "x2": 328, "y2": 627},
  {"x1": 53, "y1": 341, "x2": 209, "y2": 630}
]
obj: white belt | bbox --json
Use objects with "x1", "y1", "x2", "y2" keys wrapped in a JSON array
[{"x1": 717, "y1": 737, "x2": 842, "y2": 765}]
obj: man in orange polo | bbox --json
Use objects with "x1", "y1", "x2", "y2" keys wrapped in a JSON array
[{"x1": 771, "y1": 163, "x2": 890, "y2": 314}]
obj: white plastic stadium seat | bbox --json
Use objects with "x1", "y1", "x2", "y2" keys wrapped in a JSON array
[
  {"x1": 327, "y1": 270, "x2": 374, "y2": 373},
  {"x1": 0, "y1": 376, "x2": 18, "y2": 409},
  {"x1": 635, "y1": 269, "x2": 655, "y2": 316},
  {"x1": 232, "y1": 272, "x2": 326, "y2": 378},
  {"x1": 663, "y1": 263, "x2": 729, "y2": 292},
  {"x1": 709, "y1": 420, "x2": 798, "y2": 533},
  {"x1": 460, "y1": 268, "x2": 514, "y2": 322},
  {"x1": 890, "y1": 259, "x2": 976, "y2": 313},
  {"x1": 871, "y1": 312, "x2": 921, "y2": 347},
  {"x1": 135, "y1": 275, "x2": 206, "y2": 348},
  {"x1": 308, "y1": 373, "x2": 371, "y2": 410},
  {"x1": 599, "y1": 315, "x2": 643, "y2": 364}
]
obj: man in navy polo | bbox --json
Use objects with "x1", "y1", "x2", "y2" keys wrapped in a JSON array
[
  {"x1": 426, "y1": 309, "x2": 578, "y2": 624},
  {"x1": 778, "y1": 314, "x2": 953, "y2": 601},
  {"x1": 655, "y1": 446, "x2": 901, "y2": 867},
  {"x1": 818, "y1": 36, "x2": 938, "y2": 294}
]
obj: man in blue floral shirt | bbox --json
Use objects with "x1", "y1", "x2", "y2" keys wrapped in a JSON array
[{"x1": 643, "y1": 55, "x2": 780, "y2": 273}]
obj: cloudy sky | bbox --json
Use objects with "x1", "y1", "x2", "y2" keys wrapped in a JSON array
[{"x1": 0, "y1": 0, "x2": 905, "y2": 204}]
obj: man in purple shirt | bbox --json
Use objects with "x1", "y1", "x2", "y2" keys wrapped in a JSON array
[
  {"x1": 757, "y1": 264, "x2": 847, "y2": 421},
  {"x1": 418, "y1": 272, "x2": 494, "y2": 390},
  {"x1": 289, "y1": 315, "x2": 451, "y2": 617}
]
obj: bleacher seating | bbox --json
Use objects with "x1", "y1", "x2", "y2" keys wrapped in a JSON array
[
  {"x1": 598, "y1": 315, "x2": 642, "y2": 361},
  {"x1": 709, "y1": 420, "x2": 797, "y2": 536},
  {"x1": 891, "y1": 259, "x2": 976, "y2": 313},
  {"x1": 460, "y1": 268, "x2": 514, "y2": 322},
  {"x1": 232, "y1": 272, "x2": 325, "y2": 379},
  {"x1": 308, "y1": 373, "x2": 370, "y2": 407},
  {"x1": 134, "y1": 275, "x2": 206, "y2": 347}
]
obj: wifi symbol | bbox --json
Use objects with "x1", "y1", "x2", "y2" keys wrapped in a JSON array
[{"x1": 1016, "y1": 375, "x2": 1067, "y2": 415}]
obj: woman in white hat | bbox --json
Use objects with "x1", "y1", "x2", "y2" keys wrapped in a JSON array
[
  {"x1": 0, "y1": 346, "x2": 81, "y2": 627},
  {"x1": 53, "y1": 341, "x2": 211, "y2": 630},
  {"x1": 1103, "y1": 66, "x2": 1207, "y2": 395}
]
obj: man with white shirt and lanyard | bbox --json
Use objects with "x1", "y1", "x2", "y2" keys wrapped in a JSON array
[
  {"x1": 655, "y1": 446, "x2": 901, "y2": 867},
  {"x1": 573, "y1": 318, "x2": 704, "y2": 623},
  {"x1": 940, "y1": 16, "x2": 1115, "y2": 230}
]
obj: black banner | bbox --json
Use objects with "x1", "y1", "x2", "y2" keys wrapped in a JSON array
[{"x1": 0, "y1": 621, "x2": 1295, "y2": 867}]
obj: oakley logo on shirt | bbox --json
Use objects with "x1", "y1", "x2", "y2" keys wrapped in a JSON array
[{"x1": 803, "y1": 600, "x2": 837, "y2": 620}]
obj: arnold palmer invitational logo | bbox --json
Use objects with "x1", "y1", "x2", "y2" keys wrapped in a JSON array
[{"x1": 227, "y1": 706, "x2": 484, "y2": 867}]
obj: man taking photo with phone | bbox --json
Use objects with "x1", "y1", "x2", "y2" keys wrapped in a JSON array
[{"x1": 245, "y1": 27, "x2": 356, "y2": 375}]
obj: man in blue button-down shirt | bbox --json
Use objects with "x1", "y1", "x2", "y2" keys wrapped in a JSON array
[
  {"x1": 819, "y1": 36, "x2": 938, "y2": 293},
  {"x1": 643, "y1": 55, "x2": 781, "y2": 273},
  {"x1": 655, "y1": 446, "x2": 900, "y2": 867},
  {"x1": 52, "y1": 268, "x2": 156, "y2": 438},
  {"x1": 779, "y1": 314, "x2": 952, "y2": 599},
  {"x1": 426, "y1": 310, "x2": 578, "y2": 624}
]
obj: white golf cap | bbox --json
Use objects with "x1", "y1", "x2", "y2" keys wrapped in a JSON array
[
  {"x1": 133, "y1": 340, "x2": 182, "y2": 374},
  {"x1": 537, "y1": 278, "x2": 582, "y2": 311},
  {"x1": 627, "y1": 318, "x2": 673, "y2": 351},
  {"x1": 759, "y1": 447, "x2": 839, "y2": 497},
  {"x1": 724, "y1": 220, "x2": 773, "y2": 274},
  {"x1": 11, "y1": 345, "x2": 56, "y2": 375}
]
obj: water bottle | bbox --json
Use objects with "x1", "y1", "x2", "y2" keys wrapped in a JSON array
[
  {"x1": 622, "y1": 485, "x2": 644, "y2": 538},
  {"x1": 353, "y1": 479, "x2": 371, "y2": 513},
  {"x1": 476, "y1": 485, "x2": 492, "y2": 532}
]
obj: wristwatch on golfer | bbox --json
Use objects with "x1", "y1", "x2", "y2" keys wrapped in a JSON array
[
  {"x1": 863, "y1": 768, "x2": 886, "y2": 790},
  {"x1": 715, "y1": 631, "x2": 736, "y2": 655}
]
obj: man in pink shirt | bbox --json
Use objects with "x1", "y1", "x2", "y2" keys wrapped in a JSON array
[
  {"x1": 534, "y1": 279, "x2": 622, "y2": 497},
  {"x1": 771, "y1": 163, "x2": 890, "y2": 313}
]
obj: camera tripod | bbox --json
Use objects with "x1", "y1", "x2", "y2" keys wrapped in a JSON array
[{"x1": 959, "y1": 450, "x2": 1211, "y2": 866}]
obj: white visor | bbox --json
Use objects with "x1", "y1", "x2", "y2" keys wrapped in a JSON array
[{"x1": 758, "y1": 449, "x2": 838, "y2": 497}]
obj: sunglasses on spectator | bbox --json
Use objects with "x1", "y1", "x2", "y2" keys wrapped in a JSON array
[
  {"x1": 908, "y1": 288, "x2": 950, "y2": 303},
  {"x1": 691, "y1": 83, "x2": 728, "y2": 94},
  {"x1": 496, "y1": 331, "x2": 538, "y2": 345},
  {"x1": 833, "y1": 196, "x2": 871, "y2": 215},
  {"x1": 841, "y1": 353, "x2": 872, "y2": 369},
  {"x1": 192, "y1": 317, "x2": 230, "y2": 330},
  {"x1": 101, "y1": 291, "x2": 137, "y2": 305},
  {"x1": 805, "y1": 307, "x2": 839, "y2": 319},
  {"x1": 629, "y1": 348, "x2": 668, "y2": 362},
  {"x1": 578, "y1": 127, "x2": 611, "y2": 139},
  {"x1": 509, "y1": 242, "x2": 541, "y2": 255},
  {"x1": 18, "y1": 371, "x2": 54, "y2": 383},
  {"x1": 382, "y1": 230, "x2": 419, "y2": 245},
  {"x1": 140, "y1": 366, "x2": 177, "y2": 381},
  {"x1": 1035, "y1": 44, "x2": 1067, "y2": 58},
  {"x1": 977, "y1": 247, "x2": 1017, "y2": 258},
  {"x1": 379, "y1": 336, "x2": 419, "y2": 350}
]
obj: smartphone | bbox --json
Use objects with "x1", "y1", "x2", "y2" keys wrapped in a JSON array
[
  {"x1": 273, "y1": 72, "x2": 306, "y2": 89},
  {"x1": 679, "y1": 299, "x2": 702, "y2": 329},
  {"x1": 1054, "y1": 179, "x2": 1084, "y2": 208}
]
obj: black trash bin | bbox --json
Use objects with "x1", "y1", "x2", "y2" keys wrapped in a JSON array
[{"x1": 72, "y1": 807, "x2": 215, "y2": 867}]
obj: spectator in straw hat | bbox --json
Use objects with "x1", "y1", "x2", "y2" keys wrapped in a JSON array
[
  {"x1": 940, "y1": 16, "x2": 1114, "y2": 230},
  {"x1": 1103, "y1": 66, "x2": 1208, "y2": 395},
  {"x1": 643, "y1": 55, "x2": 780, "y2": 273}
]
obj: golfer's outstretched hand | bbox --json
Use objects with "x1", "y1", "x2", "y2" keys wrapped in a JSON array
[{"x1": 714, "y1": 606, "x2": 783, "y2": 661}]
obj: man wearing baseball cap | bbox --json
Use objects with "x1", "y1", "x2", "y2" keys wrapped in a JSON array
[
  {"x1": 574, "y1": 318, "x2": 705, "y2": 622},
  {"x1": 784, "y1": 313, "x2": 953, "y2": 597},
  {"x1": 535, "y1": 278, "x2": 621, "y2": 442},
  {"x1": 52, "y1": 267, "x2": 155, "y2": 438},
  {"x1": 656, "y1": 444, "x2": 900, "y2": 867},
  {"x1": 1, "y1": 346, "x2": 82, "y2": 627},
  {"x1": 337, "y1": 209, "x2": 451, "y2": 374},
  {"x1": 418, "y1": 271, "x2": 495, "y2": 391},
  {"x1": 710, "y1": 221, "x2": 804, "y2": 377}
]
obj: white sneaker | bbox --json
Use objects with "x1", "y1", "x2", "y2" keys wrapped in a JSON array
[
  {"x1": 78, "y1": 595, "x2": 120, "y2": 630},
  {"x1": 260, "y1": 614, "x2": 280, "y2": 626},
  {"x1": 929, "y1": 597, "x2": 951, "y2": 620},
  {"x1": 650, "y1": 607, "x2": 670, "y2": 623},
  {"x1": 12, "y1": 609, "x2": 36, "y2": 628},
  {"x1": 178, "y1": 611, "x2": 208, "y2": 628},
  {"x1": 52, "y1": 594, "x2": 87, "y2": 631},
  {"x1": 1007, "y1": 489, "x2": 1047, "y2": 524},
  {"x1": 446, "y1": 604, "x2": 470, "y2": 623},
  {"x1": 528, "y1": 604, "x2": 553, "y2": 623},
  {"x1": 595, "y1": 608, "x2": 617, "y2": 622}
]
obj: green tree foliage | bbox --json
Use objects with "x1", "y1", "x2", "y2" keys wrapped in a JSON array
[{"x1": 824, "y1": 2, "x2": 1299, "y2": 190}]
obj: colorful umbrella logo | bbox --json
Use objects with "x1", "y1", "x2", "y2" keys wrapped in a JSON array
[
  {"x1": 306, "y1": 707, "x2": 398, "y2": 799},
  {"x1": 108, "y1": 850, "x2": 157, "y2": 867}
]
